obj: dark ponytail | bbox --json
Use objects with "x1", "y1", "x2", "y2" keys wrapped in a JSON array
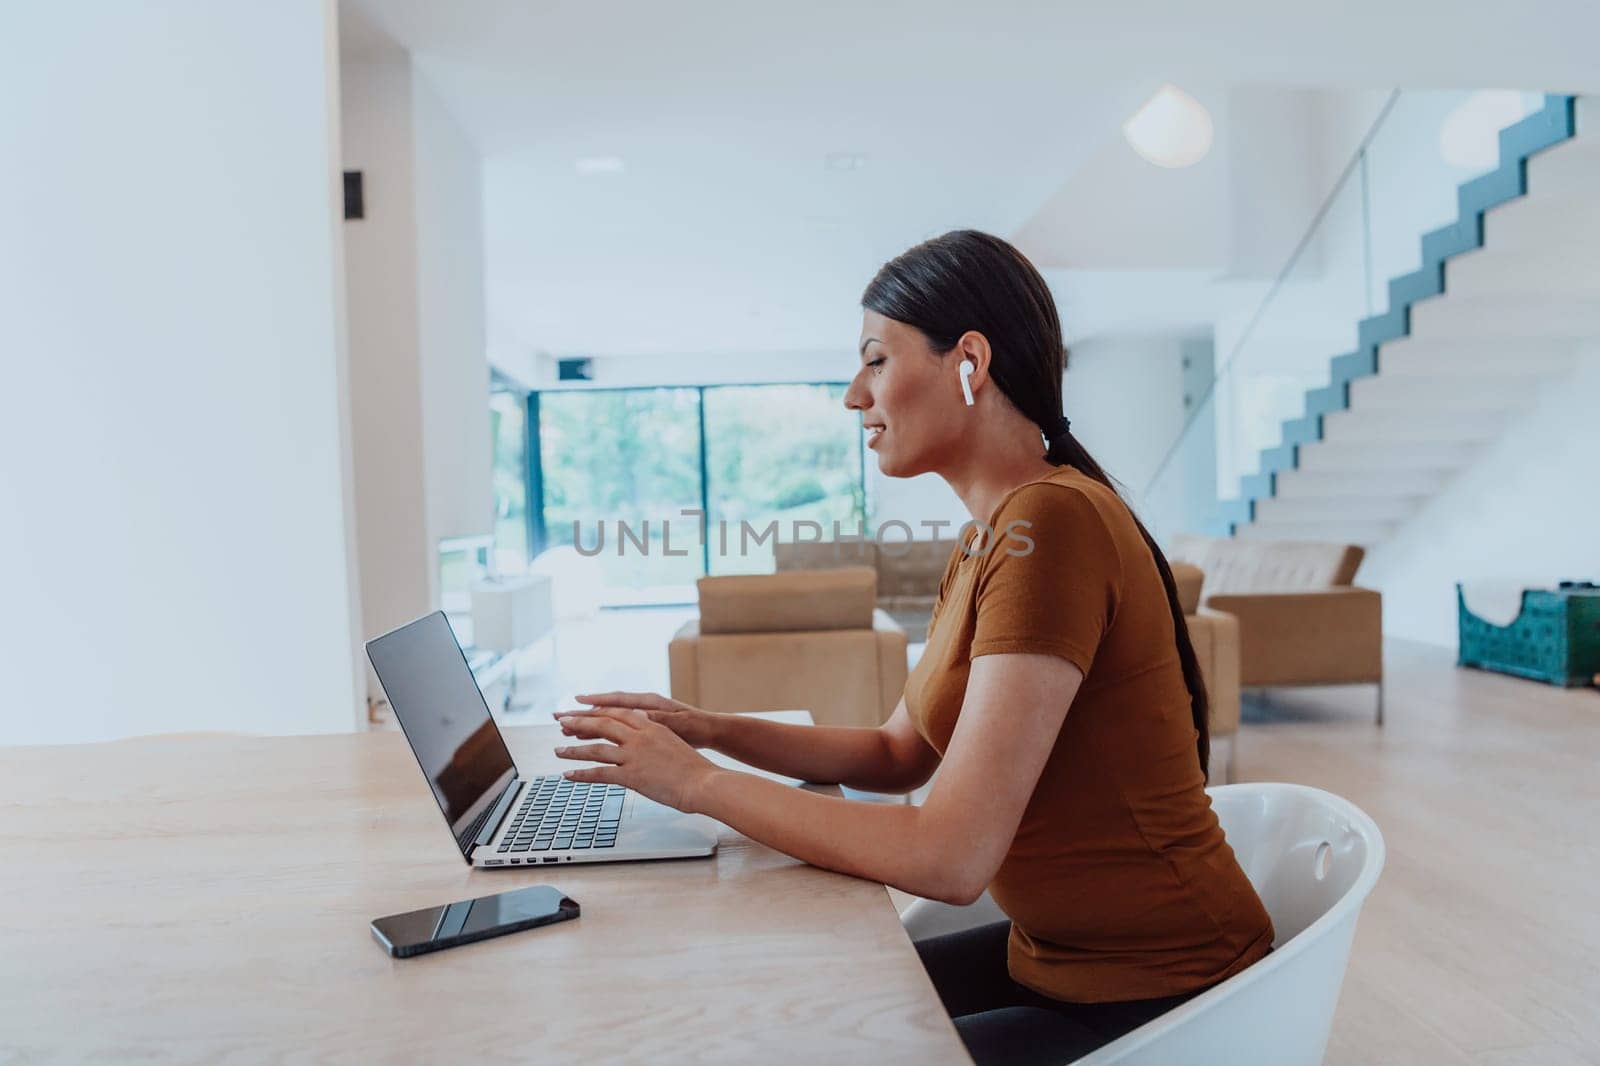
[{"x1": 862, "y1": 230, "x2": 1210, "y2": 777}]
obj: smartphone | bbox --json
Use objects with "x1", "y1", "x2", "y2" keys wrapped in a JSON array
[{"x1": 371, "y1": 884, "x2": 579, "y2": 958}]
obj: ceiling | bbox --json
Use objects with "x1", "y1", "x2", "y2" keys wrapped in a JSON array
[{"x1": 344, "y1": 0, "x2": 1600, "y2": 360}]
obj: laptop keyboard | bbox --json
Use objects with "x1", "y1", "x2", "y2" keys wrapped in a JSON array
[{"x1": 497, "y1": 777, "x2": 625, "y2": 853}]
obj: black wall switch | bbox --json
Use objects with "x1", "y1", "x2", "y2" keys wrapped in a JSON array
[{"x1": 344, "y1": 171, "x2": 365, "y2": 220}]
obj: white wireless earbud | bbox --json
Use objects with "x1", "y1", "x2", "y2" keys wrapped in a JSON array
[{"x1": 958, "y1": 360, "x2": 975, "y2": 406}]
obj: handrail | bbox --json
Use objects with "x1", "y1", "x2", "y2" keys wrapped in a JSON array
[{"x1": 1139, "y1": 89, "x2": 1401, "y2": 501}]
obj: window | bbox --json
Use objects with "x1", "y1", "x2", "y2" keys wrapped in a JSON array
[
  {"x1": 702, "y1": 384, "x2": 864, "y2": 574},
  {"x1": 492, "y1": 380, "x2": 868, "y2": 607},
  {"x1": 538, "y1": 388, "x2": 706, "y2": 604},
  {"x1": 489, "y1": 386, "x2": 530, "y2": 574}
]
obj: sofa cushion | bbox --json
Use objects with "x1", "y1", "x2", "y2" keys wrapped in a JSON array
[
  {"x1": 876, "y1": 539, "x2": 956, "y2": 599},
  {"x1": 1169, "y1": 534, "x2": 1364, "y2": 595},
  {"x1": 697, "y1": 567, "x2": 877, "y2": 634},
  {"x1": 774, "y1": 540, "x2": 878, "y2": 571}
]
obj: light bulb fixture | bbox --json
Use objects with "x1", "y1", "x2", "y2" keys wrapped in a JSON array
[{"x1": 1122, "y1": 84, "x2": 1214, "y2": 169}]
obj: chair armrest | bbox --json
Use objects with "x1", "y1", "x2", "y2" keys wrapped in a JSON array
[
  {"x1": 1203, "y1": 587, "x2": 1382, "y2": 686},
  {"x1": 872, "y1": 609, "x2": 909, "y2": 722},
  {"x1": 1186, "y1": 607, "x2": 1241, "y2": 736},
  {"x1": 667, "y1": 620, "x2": 702, "y2": 705}
]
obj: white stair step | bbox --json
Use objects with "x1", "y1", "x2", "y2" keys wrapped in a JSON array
[
  {"x1": 1407, "y1": 294, "x2": 1600, "y2": 340},
  {"x1": 1578, "y1": 94, "x2": 1599, "y2": 134},
  {"x1": 1524, "y1": 134, "x2": 1600, "y2": 201},
  {"x1": 1234, "y1": 520, "x2": 1394, "y2": 548},
  {"x1": 1271, "y1": 467, "x2": 1447, "y2": 500},
  {"x1": 1345, "y1": 374, "x2": 1541, "y2": 413},
  {"x1": 1293, "y1": 439, "x2": 1482, "y2": 473},
  {"x1": 1318, "y1": 408, "x2": 1508, "y2": 445},
  {"x1": 1484, "y1": 193, "x2": 1600, "y2": 252},
  {"x1": 1375, "y1": 336, "x2": 1577, "y2": 377},
  {"x1": 1443, "y1": 244, "x2": 1600, "y2": 299},
  {"x1": 1253, "y1": 495, "x2": 1419, "y2": 526}
]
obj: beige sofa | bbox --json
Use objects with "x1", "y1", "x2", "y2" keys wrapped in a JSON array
[
  {"x1": 668, "y1": 567, "x2": 907, "y2": 728},
  {"x1": 775, "y1": 539, "x2": 956, "y2": 643},
  {"x1": 1169, "y1": 535, "x2": 1384, "y2": 724}
]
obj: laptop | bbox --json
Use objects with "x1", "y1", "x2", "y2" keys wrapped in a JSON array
[{"x1": 366, "y1": 611, "x2": 719, "y2": 869}]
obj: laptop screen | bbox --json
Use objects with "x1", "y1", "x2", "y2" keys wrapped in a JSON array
[{"x1": 366, "y1": 612, "x2": 517, "y2": 859}]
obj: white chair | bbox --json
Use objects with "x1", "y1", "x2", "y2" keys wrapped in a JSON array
[{"x1": 901, "y1": 783, "x2": 1385, "y2": 1066}]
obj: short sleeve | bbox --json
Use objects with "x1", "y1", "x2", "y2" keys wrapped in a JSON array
[{"x1": 969, "y1": 484, "x2": 1124, "y2": 674}]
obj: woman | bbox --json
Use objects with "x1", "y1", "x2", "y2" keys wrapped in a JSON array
[{"x1": 554, "y1": 230, "x2": 1273, "y2": 1064}]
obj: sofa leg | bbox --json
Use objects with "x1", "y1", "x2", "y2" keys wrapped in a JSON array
[{"x1": 1375, "y1": 680, "x2": 1384, "y2": 728}]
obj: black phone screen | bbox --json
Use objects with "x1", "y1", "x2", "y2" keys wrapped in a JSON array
[{"x1": 371, "y1": 884, "x2": 579, "y2": 958}]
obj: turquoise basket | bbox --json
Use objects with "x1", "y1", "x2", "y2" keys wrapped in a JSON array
[{"x1": 1457, "y1": 584, "x2": 1600, "y2": 687}]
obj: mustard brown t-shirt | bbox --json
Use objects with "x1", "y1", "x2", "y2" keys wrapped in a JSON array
[{"x1": 904, "y1": 464, "x2": 1274, "y2": 1003}]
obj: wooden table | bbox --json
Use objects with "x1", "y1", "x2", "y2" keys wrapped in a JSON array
[{"x1": 0, "y1": 718, "x2": 967, "y2": 1063}]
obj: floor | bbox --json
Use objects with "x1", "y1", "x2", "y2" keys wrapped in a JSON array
[
  {"x1": 373, "y1": 612, "x2": 1600, "y2": 1063},
  {"x1": 1240, "y1": 642, "x2": 1600, "y2": 1066}
]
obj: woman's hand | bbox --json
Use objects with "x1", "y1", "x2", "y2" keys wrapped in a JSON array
[
  {"x1": 552, "y1": 705, "x2": 722, "y2": 814},
  {"x1": 567, "y1": 690, "x2": 721, "y2": 748}
]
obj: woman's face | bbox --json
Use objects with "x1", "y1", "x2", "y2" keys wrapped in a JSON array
[{"x1": 844, "y1": 310, "x2": 963, "y2": 478}]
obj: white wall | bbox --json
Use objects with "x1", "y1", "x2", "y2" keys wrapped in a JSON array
[
  {"x1": 341, "y1": 53, "x2": 492, "y2": 656},
  {"x1": 1065, "y1": 335, "x2": 1190, "y2": 499},
  {"x1": 1359, "y1": 349, "x2": 1600, "y2": 649},
  {"x1": 0, "y1": 0, "x2": 364, "y2": 744},
  {"x1": 1016, "y1": 84, "x2": 1231, "y2": 272},
  {"x1": 341, "y1": 57, "x2": 433, "y2": 640},
  {"x1": 413, "y1": 71, "x2": 492, "y2": 546},
  {"x1": 1224, "y1": 88, "x2": 1346, "y2": 280}
]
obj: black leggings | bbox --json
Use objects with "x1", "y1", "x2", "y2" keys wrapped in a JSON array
[{"x1": 914, "y1": 921, "x2": 1201, "y2": 1065}]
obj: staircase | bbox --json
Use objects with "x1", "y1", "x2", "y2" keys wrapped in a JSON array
[{"x1": 1214, "y1": 94, "x2": 1594, "y2": 547}]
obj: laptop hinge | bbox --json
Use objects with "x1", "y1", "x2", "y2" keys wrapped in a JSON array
[{"x1": 465, "y1": 775, "x2": 522, "y2": 855}]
